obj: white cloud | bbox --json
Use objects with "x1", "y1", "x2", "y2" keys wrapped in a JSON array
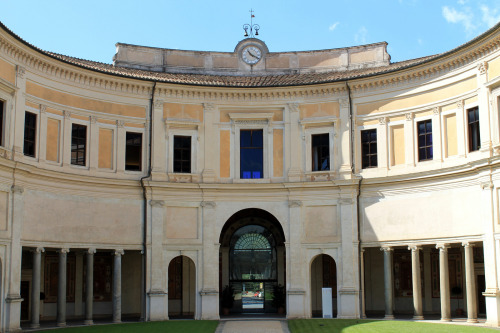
[
  {"x1": 354, "y1": 26, "x2": 368, "y2": 44},
  {"x1": 481, "y1": 5, "x2": 500, "y2": 28},
  {"x1": 442, "y1": 6, "x2": 476, "y2": 35},
  {"x1": 417, "y1": 38, "x2": 423, "y2": 45},
  {"x1": 329, "y1": 22, "x2": 340, "y2": 31},
  {"x1": 457, "y1": 0, "x2": 467, "y2": 5}
]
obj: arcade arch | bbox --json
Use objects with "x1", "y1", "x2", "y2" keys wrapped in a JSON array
[
  {"x1": 168, "y1": 255, "x2": 196, "y2": 319},
  {"x1": 310, "y1": 254, "x2": 337, "y2": 318}
]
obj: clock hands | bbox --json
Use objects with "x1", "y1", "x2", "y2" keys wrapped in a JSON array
[{"x1": 248, "y1": 50, "x2": 260, "y2": 59}]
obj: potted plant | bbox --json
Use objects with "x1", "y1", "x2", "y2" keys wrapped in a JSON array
[
  {"x1": 272, "y1": 284, "x2": 286, "y2": 314},
  {"x1": 451, "y1": 286, "x2": 464, "y2": 316},
  {"x1": 221, "y1": 285, "x2": 235, "y2": 315}
]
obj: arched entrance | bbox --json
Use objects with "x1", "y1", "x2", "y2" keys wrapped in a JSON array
[
  {"x1": 168, "y1": 255, "x2": 195, "y2": 319},
  {"x1": 310, "y1": 254, "x2": 337, "y2": 318},
  {"x1": 219, "y1": 208, "x2": 286, "y2": 315}
]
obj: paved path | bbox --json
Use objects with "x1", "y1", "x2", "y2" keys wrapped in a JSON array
[{"x1": 216, "y1": 320, "x2": 290, "y2": 333}]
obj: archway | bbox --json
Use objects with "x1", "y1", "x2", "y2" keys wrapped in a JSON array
[
  {"x1": 219, "y1": 208, "x2": 286, "y2": 315},
  {"x1": 310, "y1": 254, "x2": 337, "y2": 318},
  {"x1": 168, "y1": 256, "x2": 195, "y2": 319}
]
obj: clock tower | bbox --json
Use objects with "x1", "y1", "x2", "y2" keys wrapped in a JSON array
[{"x1": 235, "y1": 38, "x2": 269, "y2": 72}]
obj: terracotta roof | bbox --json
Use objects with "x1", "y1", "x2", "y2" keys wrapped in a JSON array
[{"x1": 1, "y1": 20, "x2": 499, "y2": 88}]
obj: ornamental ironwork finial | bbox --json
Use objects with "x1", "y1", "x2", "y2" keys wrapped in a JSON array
[{"x1": 243, "y1": 9, "x2": 260, "y2": 38}]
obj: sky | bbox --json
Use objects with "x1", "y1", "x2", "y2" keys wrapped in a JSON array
[{"x1": 1, "y1": 0, "x2": 500, "y2": 64}]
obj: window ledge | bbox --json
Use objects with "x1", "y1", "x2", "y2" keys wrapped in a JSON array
[{"x1": 233, "y1": 178, "x2": 271, "y2": 184}]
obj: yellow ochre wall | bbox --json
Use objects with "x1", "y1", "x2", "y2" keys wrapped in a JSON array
[
  {"x1": 98, "y1": 128, "x2": 113, "y2": 169},
  {"x1": 0, "y1": 58, "x2": 15, "y2": 85},
  {"x1": 220, "y1": 130, "x2": 230, "y2": 178},
  {"x1": 299, "y1": 102, "x2": 339, "y2": 119},
  {"x1": 445, "y1": 114, "x2": 458, "y2": 157},
  {"x1": 391, "y1": 125, "x2": 405, "y2": 166},
  {"x1": 273, "y1": 129, "x2": 283, "y2": 177},
  {"x1": 163, "y1": 103, "x2": 203, "y2": 122},
  {"x1": 46, "y1": 118, "x2": 60, "y2": 162}
]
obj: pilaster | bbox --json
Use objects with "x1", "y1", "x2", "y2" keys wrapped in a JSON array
[
  {"x1": 404, "y1": 113, "x2": 415, "y2": 167},
  {"x1": 286, "y1": 103, "x2": 302, "y2": 181},
  {"x1": 377, "y1": 117, "x2": 388, "y2": 172},
  {"x1": 338, "y1": 98, "x2": 352, "y2": 178},
  {"x1": 477, "y1": 62, "x2": 492, "y2": 154},
  {"x1": 151, "y1": 99, "x2": 167, "y2": 180},
  {"x1": 456, "y1": 101, "x2": 466, "y2": 157},
  {"x1": 62, "y1": 111, "x2": 72, "y2": 166},
  {"x1": 287, "y1": 199, "x2": 306, "y2": 318},
  {"x1": 200, "y1": 201, "x2": 218, "y2": 319},
  {"x1": 39, "y1": 105, "x2": 47, "y2": 163},
  {"x1": 432, "y1": 107, "x2": 443, "y2": 162},
  {"x1": 116, "y1": 120, "x2": 126, "y2": 172},
  {"x1": 13, "y1": 66, "x2": 26, "y2": 158},
  {"x1": 89, "y1": 116, "x2": 99, "y2": 172},
  {"x1": 202, "y1": 103, "x2": 217, "y2": 182}
]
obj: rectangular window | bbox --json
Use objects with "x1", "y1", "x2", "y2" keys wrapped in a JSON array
[
  {"x1": 311, "y1": 133, "x2": 330, "y2": 171},
  {"x1": 468, "y1": 107, "x2": 480, "y2": 152},
  {"x1": 125, "y1": 132, "x2": 142, "y2": 171},
  {"x1": 240, "y1": 129, "x2": 263, "y2": 179},
  {"x1": 361, "y1": 129, "x2": 378, "y2": 168},
  {"x1": 71, "y1": 124, "x2": 87, "y2": 166},
  {"x1": 417, "y1": 120, "x2": 433, "y2": 161},
  {"x1": 173, "y1": 136, "x2": 191, "y2": 173},
  {"x1": 23, "y1": 111, "x2": 37, "y2": 157}
]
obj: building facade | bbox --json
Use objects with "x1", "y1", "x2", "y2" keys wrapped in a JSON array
[{"x1": 0, "y1": 21, "x2": 498, "y2": 332}]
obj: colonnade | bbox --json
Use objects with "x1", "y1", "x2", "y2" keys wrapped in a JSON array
[
  {"x1": 372, "y1": 242, "x2": 479, "y2": 323},
  {"x1": 29, "y1": 247, "x2": 124, "y2": 328}
]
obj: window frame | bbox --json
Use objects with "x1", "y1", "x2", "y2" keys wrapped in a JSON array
[
  {"x1": 125, "y1": 131, "x2": 143, "y2": 172},
  {"x1": 0, "y1": 87, "x2": 15, "y2": 149},
  {"x1": 23, "y1": 111, "x2": 37, "y2": 158},
  {"x1": 416, "y1": 118, "x2": 433, "y2": 162},
  {"x1": 303, "y1": 124, "x2": 335, "y2": 177},
  {"x1": 173, "y1": 135, "x2": 192, "y2": 174},
  {"x1": 167, "y1": 126, "x2": 198, "y2": 176},
  {"x1": 70, "y1": 123, "x2": 88, "y2": 167},
  {"x1": 361, "y1": 128, "x2": 378, "y2": 169},
  {"x1": 466, "y1": 106, "x2": 480, "y2": 153},
  {"x1": 311, "y1": 133, "x2": 330, "y2": 172},
  {"x1": 239, "y1": 129, "x2": 264, "y2": 179}
]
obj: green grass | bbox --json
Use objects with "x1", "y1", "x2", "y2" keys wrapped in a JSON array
[
  {"x1": 37, "y1": 320, "x2": 219, "y2": 333},
  {"x1": 289, "y1": 319, "x2": 496, "y2": 333}
]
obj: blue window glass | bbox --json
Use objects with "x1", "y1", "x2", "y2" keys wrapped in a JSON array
[{"x1": 240, "y1": 129, "x2": 263, "y2": 179}]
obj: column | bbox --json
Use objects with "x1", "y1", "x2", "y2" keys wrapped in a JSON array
[
  {"x1": 286, "y1": 103, "x2": 302, "y2": 181},
  {"x1": 200, "y1": 201, "x2": 218, "y2": 319},
  {"x1": 360, "y1": 248, "x2": 366, "y2": 319},
  {"x1": 151, "y1": 99, "x2": 167, "y2": 180},
  {"x1": 39, "y1": 105, "x2": 48, "y2": 163},
  {"x1": 409, "y1": 245, "x2": 423, "y2": 319},
  {"x1": 202, "y1": 103, "x2": 217, "y2": 182},
  {"x1": 432, "y1": 107, "x2": 443, "y2": 162},
  {"x1": 85, "y1": 248, "x2": 96, "y2": 325},
  {"x1": 381, "y1": 247, "x2": 394, "y2": 319},
  {"x1": 89, "y1": 116, "x2": 99, "y2": 173},
  {"x1": 338, "y1": 98, "x2": 352, "y2": 177},
  {"x1": 463, "y1": 242, "x2": 478, "y2": 323},
  {"x1": 62, "y1": 111, "x2": 72, "y2": 166},
  {"x1": 13, "y1": 66, "x2": 26, "y2": 157},
  {"x1": 31, "y1": 247, "x2": 44, "y2": 328},
  {"x1": 477, "y1": 62, "x2": 491, "y2": 154},
  {"x1": 404, "y1": 113, "x2": 415, "y2": 167},
  {"x1": 437, "y1": 243, "x2": 451, "y2": 321},
  {"x1": 5, "y1": 185, "x2": 24, "y2": 332},
  {"x1": 287, "y1": 200, "x2": 306, "y2": 318},
  {"x1": 57, "y1": 248, "x2": 69, "y2": 327},
  {"x1": 456, "y1": 101, "x2": 466, "y2": 157},
  {"x1": 113, "y1": 249, "x2": 124, "y2": 323},
  {"x1": 116, "y1": 120, "x2": 126, "y2": 172},
  {"x1": 377, "y1": 117, "x2": 388, "y2": 172}
]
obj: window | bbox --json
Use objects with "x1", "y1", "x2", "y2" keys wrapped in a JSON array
[
  {"x1": 361, "y1": 129, "x2": 378, "y2": 168},
  {"x1": 71, "y1": 124, "x2": 87, "y2": 166},
  {"x1": 240, "y1": 129, "x2": 263, "y2": 179},
  {"x1": 468, "y1": 107, "x2": 480, "y2": 152},
  {"x1": 173, "y1": 136, "x2": 191, "y2": 173},
  {"x1": 417, "y1": 120, "x2": 433, "y2": 161},
  {"x1": 125, "y1": 132, "x2": 142, "y2": 171},
  {"x1": 23, "y1": 111, "x2": 37, "y2": 157},
  {"x1": 311, "y1": 133, "x2": 330, "y2": 171}
]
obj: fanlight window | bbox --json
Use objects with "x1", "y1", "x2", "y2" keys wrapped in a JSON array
[{"x1": 234, "y1": 233, "x2": 270, "y2": 251}]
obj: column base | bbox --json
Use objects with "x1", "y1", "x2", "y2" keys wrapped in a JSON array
[
  {"x1": 384, "y1": 315, "x2": 394, "y2": 320},
  {"x1": 30, "y1": 323, "x2": 40, "y2": 329},
  {"x1": 467, "y1": 318, "x2": 479, "y2": 323},
  {"x1": 440, "y1": 318, "x2": 451, "y2": 322},
  {"x1": 412, "y1": 315, "x2": 424, "y2": 320},
  {"x1": 200, "y1": 289, "x2": 219, "y2": 320},
  {"x1": 57, "y1": 322, "x2": 66, "y2": 327},
  {"x1": 84, "y1": 320, "x2": 94, "y2": 325},
  {"x1": 113, "y1": 320, "x2": 122, "y2": 324}
]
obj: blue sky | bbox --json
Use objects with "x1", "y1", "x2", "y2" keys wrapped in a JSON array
[{"x1": 2, "y1": 0, "x2": 500, "y2": 64}]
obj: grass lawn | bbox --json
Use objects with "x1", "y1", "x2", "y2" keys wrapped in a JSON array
[
  {"x1": 37, "y1": 320, "x2": 219, "y2": 333},
  {"x1": 289, "y1": 319, "x2": 496, "y2": 333}
]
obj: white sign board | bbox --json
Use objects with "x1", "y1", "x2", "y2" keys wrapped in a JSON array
[{"x1": 322, "y1": 288, "x2": 333, "y2": 318}]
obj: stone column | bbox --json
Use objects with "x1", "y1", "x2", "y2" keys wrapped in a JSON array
[
  {"x1": 381, "y1": 247, "x2": 394, "y2": 319},
  {"x1": 89, "y1": 116, "x2": 99, "y2": 173},
  {"x1": 377, "y1": 117, "x2": 388, "y2": 172},
  {"x1": 39, "y1": 105, "x2": 48, "y2": 163},
  {"x1": 151, "y1": 99, "x2": 167, "y2": 180},
  {"x1": 360, "y1": 248, "x2": 366, "y2": 318},
  {"x1": 200, "y1": 201, "x2": 219, "y2": 319},
  {"x1": 62, "y1": 111, "x2": 72, "y2": 166},
  {"x1": 437, "y1": 243, "x2": 451, "y2": 321},
  {"x1": 338, "y1": 98, "x2": 352, "y2": 177},
  {"x1": 287, "y1": 200, "x2": 306, "y2": 318},
  {"x1": 116, "y1": 120, "x2": 126, "y2": 172},
  {"x1": 409, "y1": 245, "x2": 423, "y2": 319},
  {"x1": 202, "y1": 103, "x2": 217, "y2": 182},
  {"x1": 13, "y1": 66, "x2": 26, "y2": 158},
  {"x1": 113, "y1": 249, "x2": 124, "y2": 323},
  {"x1": 432, "y1": 107, "x2": 443, "y2": 162},
  {"x1": 463, "y1": 242, "x2": 478, "y2": 323},
  {"x1": 455, "y1": 101, "x2": 466, "y2": 157},
  {"x1": 85, "y1": 248, "x2": 96, "y2": 325},
  {"x1": 286, "y1": 103, "x2": 302, "y2": 181},
  {"x1": 5, "y1": 185, "x2": 25, "y2": 332},
  {"x1": 477, "y1": 62, "x2": 491, "y2": 154},
  {"x1": 31, "y1": 247, "x2": 44, "y2": 328},
  {"x1": 57, "y1": 248, "x2": 69, "y2": 327},
  {"x1": 404, "y1": 113, "x2": 415, "y2": 167}
]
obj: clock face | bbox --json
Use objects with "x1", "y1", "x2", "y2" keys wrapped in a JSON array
[{"x1": 242, "y1": 46, "x2": 262, "y2": 65}]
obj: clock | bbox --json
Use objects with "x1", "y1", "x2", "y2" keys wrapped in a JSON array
[{"x1": 242, "y1": 45, "x2": 262, "y2": 65}]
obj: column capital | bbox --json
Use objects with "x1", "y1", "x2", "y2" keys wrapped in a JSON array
[
  {"x1": 408, "y1": 245, "x2": 422, "y2": 252},
  {"x1": 11, "y1": 185, "x2": 24, "y2": 194},
  {"x1": 288, "y1": 200, "x2": 302, "y2": 208},
  {"x1": 380, "y1": 246, "x2": 393, "y2": 253},
  {"x1": 153, "y1": 99, "x2": 164, "y2": 109},
  {"x1": 436, "y1": 243, "x2": 451, "y2": 251},
  {"x1": 63, "y1": 110, "x2": 71, "y2": 119},
  {"x1": 150, "y1": 200, "x2": 165, "y2": 208},
  {"x1": 58, "y1": 248, "x2": 70, "y2": 254},
  {"x1": 203, "y1": 103, "x2": 215, "y2": 112},
  {"x1": 87, "y1": 248, "x2": 96, "y2": 254},
  {"x1": 405, "y1": 112, "x2": 414, "y2": 121},
  {"x1": 40, "y1": 104, "x2": 47, "y2": 113},
  {"x1": 33, "y1": 247, "x2": 45, "y2": 254},
  {"x1": 201, "y1": 201, "x2": 216, "y2": 208},
  {"x1": 114, "y1": 249, "x2": 124, "y2": 256},
  {"x1": 462, "y1": 241, "x2": 476, "y2": 248}
]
